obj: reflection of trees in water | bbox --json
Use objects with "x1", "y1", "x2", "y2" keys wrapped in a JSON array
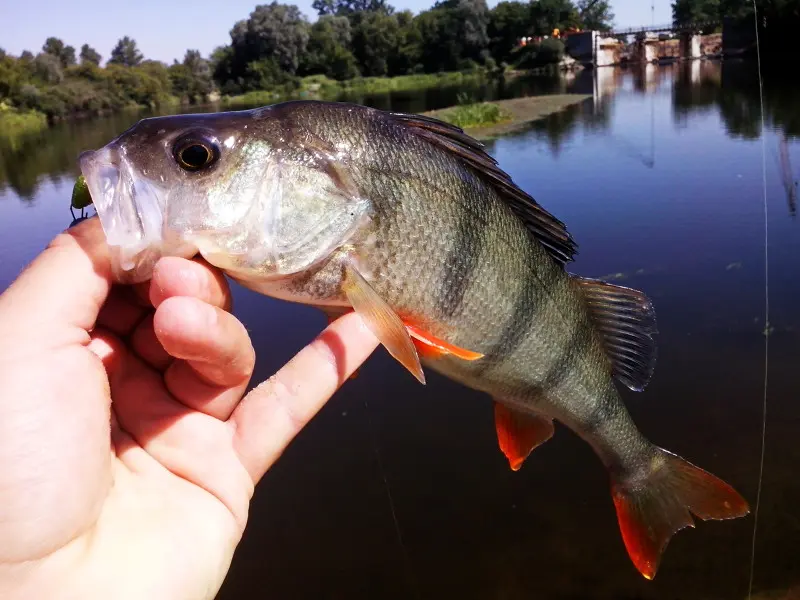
[
  {"x1": 525, "y1": 97, "x2": 612, "y2": 156},
  {"x1": 0, "y1": 111, "x2": 147, "y2": 200},
  {"x1": 672, "y1": 60, "x2": 800, "y2": 140},
  {"x1": 0, "y1": 76, "x2": 574, "y2": 199},
  {"x1": 0, "y1": 75, "x2": 609, "y2": 199}
]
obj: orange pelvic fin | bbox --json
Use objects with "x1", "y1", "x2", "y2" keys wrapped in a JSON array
[
  {"x1": 493, "y1": 401, "x2": 554, "y2": 471},
  {"x1": 405, "y1": 324, "x2": 484, "y2": 361},
  {"x1": 611, "y1": 447, "x2": 750, "y2": 580},
  {"x1": 342, "y1": 263, "x2": 425, "y2": 384}
]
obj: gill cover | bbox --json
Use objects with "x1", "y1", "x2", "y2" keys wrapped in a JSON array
[{"x1": 258, "y1": 154, "x2": 371, "y2": 275}]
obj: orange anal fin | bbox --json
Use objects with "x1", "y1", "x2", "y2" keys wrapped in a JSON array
[
  {"x1": 611, "y1": 447, "x2": 750, "y2": 580},
  {"x1": 405, "y1": 324, "x2": 484, "y2": 361},
  {"x1": 493, "y1": 401, "x2": 554, "y2": 471}
]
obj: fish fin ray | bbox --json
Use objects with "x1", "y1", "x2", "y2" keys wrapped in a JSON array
[
  {"x1": 342, "y1": 263, "x2": 425, "y2": 384},
  {"x1": 611, "y1": 447, "x2": 749, "y2": 580},
  {"x1": 575, "y1": 277, "x2": 658, "y2": 392},
  {"x1": 389, "y1": 112, "x2": 578, "y2": 267},
  {"x1": 493, "y1": 401, "x2": 554, "y2": 471},
  {"x1": 405, "y1": 324, "x2": 484, "y2": 361}
]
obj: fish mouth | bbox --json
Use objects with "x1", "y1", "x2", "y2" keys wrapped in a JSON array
[{"x1": 79, "y1": 146, "x2": 193, "y2": 282}]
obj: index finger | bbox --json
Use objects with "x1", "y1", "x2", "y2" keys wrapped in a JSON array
[
  {"x1": 230, "y1": 311, "x2": 379, "y2": 484},
  {"x1": 0, "y1": 217, "x2": 113, "y2": 350}
]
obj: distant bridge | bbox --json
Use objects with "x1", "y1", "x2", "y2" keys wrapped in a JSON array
[{"x1": 610, "y1": 22, "x2": 720, "y2": 37}]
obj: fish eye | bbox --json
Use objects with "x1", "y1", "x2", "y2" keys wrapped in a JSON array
[{"x1": 173, "y1": 135, "x2": 220, "y2": 172}]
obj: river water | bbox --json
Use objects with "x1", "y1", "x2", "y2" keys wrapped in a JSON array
[{"x1": 1, "y1": 61, "x2": 798, "y2": 599}]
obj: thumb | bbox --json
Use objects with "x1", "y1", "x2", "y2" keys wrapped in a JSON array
[{"x1": 0, "y1": 217, "x2": 114, "y2": 349}]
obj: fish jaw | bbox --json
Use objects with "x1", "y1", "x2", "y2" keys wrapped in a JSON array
[{"x1": 79, "y1": 146, "x2": 197, "y2": 283}]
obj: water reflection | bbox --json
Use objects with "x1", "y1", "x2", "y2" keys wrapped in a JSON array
[
  {"x1": 0, "y1": 73, "x2": 566, "y2": 201},
  {"x1": 779, "y1": 134, "x2": 798, "y2": 218},
  {"x1": 4, "y1": 62, "x2": 798, "y2": 204}
]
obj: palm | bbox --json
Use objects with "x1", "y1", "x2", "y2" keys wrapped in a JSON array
[{"x1": 0, "y1": 219, "x2": 378, "y2": 599}]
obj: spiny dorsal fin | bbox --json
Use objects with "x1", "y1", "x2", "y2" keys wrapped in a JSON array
[
  {"x1": 575, "y1": 277, "x2": 658, "y2": 392},
  {"x1": 389, "y1": 111, "x2": 578, "y2": 268}
]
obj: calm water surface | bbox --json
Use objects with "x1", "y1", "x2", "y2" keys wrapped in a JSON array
[{"x1": 1, "y1": 62, "x2": 798, "y2": 599}]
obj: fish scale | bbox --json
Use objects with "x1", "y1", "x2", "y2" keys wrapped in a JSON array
[{"x1": 78, "y1": 99, "x2": 750, "y2": 581}]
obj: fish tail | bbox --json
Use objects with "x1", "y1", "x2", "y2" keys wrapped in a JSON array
[{"x1": 610, "y1": 447, "x2": 749, "y2": 580}]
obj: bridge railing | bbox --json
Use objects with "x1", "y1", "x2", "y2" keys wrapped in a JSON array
[{"x1": 610, "y1": 22, "x2": 719, "y2": 36}]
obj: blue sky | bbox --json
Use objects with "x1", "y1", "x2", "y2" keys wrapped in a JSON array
[{"x1": 0, "y1": 0, "x2": 672, "y2": 64}]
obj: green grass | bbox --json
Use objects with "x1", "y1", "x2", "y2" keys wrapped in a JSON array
[
  {"x1": 339, "y1": 70, "x2": 487, "y2": 94},
  {"x1": 220, "y1": 70, "x2": 490, "y2": 109},
  {"x1": 434, "y1": 101, "x2": 511, "y2": 129}
]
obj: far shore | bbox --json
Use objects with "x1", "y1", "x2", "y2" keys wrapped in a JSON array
[{"x1": 424, "y1": 94, "x2": 591, "y2": 141}]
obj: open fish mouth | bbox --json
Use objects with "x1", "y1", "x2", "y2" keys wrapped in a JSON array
[{"x1": 79, "y1": 147, "x2": 195, "y2": 282}]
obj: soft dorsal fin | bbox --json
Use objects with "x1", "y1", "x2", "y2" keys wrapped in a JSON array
[
  {"x1": 575, "y1": 277, "x2": 658, "y2": 392},
  {"x1": 389, "y1": 111, "x2": 578, "y2": 268}
]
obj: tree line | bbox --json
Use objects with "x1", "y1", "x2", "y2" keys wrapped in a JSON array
[
  {"x1": 672, "y1": 0, "x2": 800, "y2": 59},
  {"x1": 0, "y1": 0, "x2": 612, "y2": 121}
]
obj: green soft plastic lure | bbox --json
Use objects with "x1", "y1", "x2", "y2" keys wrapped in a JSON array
[{"x1": 71, "y1": 175, "x2": 93, "y2": 209}]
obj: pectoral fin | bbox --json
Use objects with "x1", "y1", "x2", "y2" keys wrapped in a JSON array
[
  {"x1": 494, "y1": 401, "x2": 554, "y2": 471},
  {"x1": 342, "y1": 263, "x2": 425, "y2": 384}
]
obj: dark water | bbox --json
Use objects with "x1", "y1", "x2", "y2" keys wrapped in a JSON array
[{"x1": 2, "y1": 62, "x2": 799, "y2": 599}]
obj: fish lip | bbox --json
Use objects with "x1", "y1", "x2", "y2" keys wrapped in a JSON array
[{"x1": 78, "y1": 145, "x2": 170, "y2": 281}]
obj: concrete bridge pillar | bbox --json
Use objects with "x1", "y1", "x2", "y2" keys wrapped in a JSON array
[
  {"x1": 633, "y1": 37, "x2": 658, "y2": 63},
  {"x1": 680, "y1": 32, "x2": 702, "y2": 59}
]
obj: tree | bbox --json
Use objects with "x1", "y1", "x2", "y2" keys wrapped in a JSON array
[
  {"x1": 488, "y1": 1, "x2": 532, "y2": 63},
  {"x1": 453, "y1": 0, "x2": 491, "y2": 64},
  {"x1": 390, "y1": 10, "x2": 423, "y2": 74},
  {"x1": 109, "y1": 36, "x2": 143, "y2": 67},
  {"x1": 312, "y1": 0, "x2": 394, "y2": 16},
  {"x1": 529, "y1": 0, "x2": 580, "y2": 36},
  {"x1": 80, "y1": 44, "x2": 102, "y2": 66},
  {"x1": 301, "y1": 15, "x2": 360, "y2": 79},
  {"x1": 351, "y1": 11, "x2": 404, "y2": 76},
  {"x1": 414, "y1": 0, "x2": 490, "y2": 72},
  {"x1": 170, "y1": 49, "x2": 214, "y2": 103},
  {"x1": 42, "y1": 37, "x2": 76, "y2": 68},
  {"x1": 577, "y1": 0, "x2": 614, "y2": 31},
  {"x1": 672, "y1": 0, "x2": 720, "y2": 26},
  {"x1": 33, "y1": 53, "x2": 64, "y2": 84},
  {"x1": 230, "y1": 3, "x2": 310, "y2": 75}
]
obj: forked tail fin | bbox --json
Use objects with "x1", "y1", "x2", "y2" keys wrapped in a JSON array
[{"x1": 611, "y1": 447, "x2": 750, "y2": 580}]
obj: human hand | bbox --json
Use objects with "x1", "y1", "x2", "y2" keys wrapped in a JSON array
[{"x1": 0, "y1": 217, "x2": 379, "y2": 599}]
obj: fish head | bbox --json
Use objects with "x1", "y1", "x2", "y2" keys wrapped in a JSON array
[{"x1": 79, "y1": 105, "x2": 371, "y2": 284}]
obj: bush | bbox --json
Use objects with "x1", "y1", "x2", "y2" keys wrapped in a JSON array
[
  {"x1": 435, "y1": 101, "x2": 511, "y2": 129},
  {"x1": 512, "y1": 38, "x2": 565, "y2": 69}
]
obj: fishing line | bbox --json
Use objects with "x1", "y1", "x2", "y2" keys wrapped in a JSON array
[
  {"x1": 362, "y1": 396, "x2": 421, "y2": 599},
  {"x1": 747, "y1": 1, "x2": 769, "y2": 597}
]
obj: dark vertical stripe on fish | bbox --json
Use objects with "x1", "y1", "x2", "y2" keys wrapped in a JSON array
[
  {"x1": 537, "y1": 314, "x2": 595, "y2": 394},
  {"x1": 473, "y1": 243, "x2": 546, "y2": 376},
  {"x1": 436, "y1": 184, "x2": 488, "y2": 319},
  {"x1": 582, "y1": 390, "x2": 620, "y2": 434}
]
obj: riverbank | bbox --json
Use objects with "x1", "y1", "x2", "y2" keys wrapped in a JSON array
[
  {"x1": 426, "y1": 94, "x2": 591, "y2": 141},
  {"x1": 0, "y1": 107, "x2": 48, "y2": 149},
  {"x1": 219, "y1": 70, "x2": 497, "y2": 109}
]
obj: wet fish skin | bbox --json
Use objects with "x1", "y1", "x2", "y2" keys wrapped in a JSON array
[{"x1": 78, "y1": 100, "x2": 749, "y2": 580}]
